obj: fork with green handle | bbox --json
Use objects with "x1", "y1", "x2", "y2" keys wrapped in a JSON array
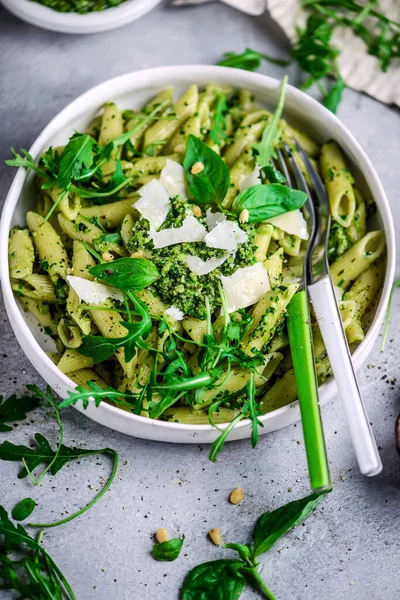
[{"x1": 276, "y1": 149, "x2": 331, "y2": 493}]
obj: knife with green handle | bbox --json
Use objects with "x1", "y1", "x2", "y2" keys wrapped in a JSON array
[{"x1": 287, "y1": 289, "x2": 331, "y2": 493}]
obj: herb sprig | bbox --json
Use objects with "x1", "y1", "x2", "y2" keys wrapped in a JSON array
[{"x1": 181, "y1": 492, "x2": 328, "y2": 599}]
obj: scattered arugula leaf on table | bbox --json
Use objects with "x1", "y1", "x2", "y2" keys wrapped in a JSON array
[
  {"x1": 0, "y1": 392, "x2": 40, "y2": 432},
  {"x1": 181, "y1": 492, "x2": 328, "y2": 600},
  {"x1": 152, "y1": 536, "x2": 185, "y2": 562},
  {"x1": 0, "y1": 505, "x2": 77, "y2": 599},
  {"x1": 218, "y1": 48, "x2": 290, "y2": 71}
]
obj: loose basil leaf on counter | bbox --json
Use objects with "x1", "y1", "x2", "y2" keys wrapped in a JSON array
[
  {"x1": 0, "y1": 393, "x2": 41, "y2": 432},
  {"x1": 232, "y1": 184, "x2": 307, "y2": 223},
  {"x1": 183, "y1": 134, "x2": 230, "y2": 208},
  {"x1": 152, "y1": 536, "x2": 185, "y2": 562},
  {"x1": 252, "y1": 492, "x2": 326, "y2": 558},
  {"x1": 89, "y1": 257, "x2": 160, "y2": 291},
  {"x1": 11, "y1": 498, "x2": 36, "y2": 522},
  {"x1": 181, "y1": 559, "x2": 247, "y2": 600},
  {"x1": 253, "y1": 75, "x2": 288, "y2": 168}
]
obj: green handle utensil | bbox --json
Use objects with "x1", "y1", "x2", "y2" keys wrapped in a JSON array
[{"x1": 287, "y1": 289, "x2": 331, "y2": 493}]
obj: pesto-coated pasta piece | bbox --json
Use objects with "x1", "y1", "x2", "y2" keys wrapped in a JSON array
[
  {"x1": 9, "y1": 228, "x2": 34, "y2": 279},
  {"x1": 125, "y1": 88, "x2": 174, "y2": 154},
  {"x1": 27, "y1": 211, "x2": 69, "y2": 284},
  {"x1": 12, "y1": 274, "x2": 57, "y2": 303},
  {"x1": 330, "y1": 231, "x2": 385, "y2": 289},
  {"x1": 99, "y1": 102, "x2": 123, "y2": 151},
  {"x1": 21, "y1": 297, "x2": 58, "y2": 336},
  {"x1": 223, "y1": 110, "x2": 269, "y2": 167},
  {"x1": 57, "y1": 318, "x2": 83, "y2": 349},
  {"x1": 69, "y1": 368, "x2": 108, "y2": 389},
  {"x1": 57, "y1": 349, "x2": 94, "y2": 375},
  {"x1": 320, "y1": 141, "x2": 356, "y2": 228}
]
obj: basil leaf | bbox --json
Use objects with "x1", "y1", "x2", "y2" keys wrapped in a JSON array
[
  {"x1": 261, "y1": 165, "x2": 286, "y2": 184},
  {"x1": 57, "y1": 134, "x2": 95, "y2": 189},
  {"x1": 223, "y1": 543, "x2": 253, "y2": 564},
  {"x1": 152, "y1": 536, "x2": 184, "y2": 562},
  {"x1": 79, "y1": 336, "x2": 117, "y2": 363},
  {"x1": 183, "y1": 134, "x2": 230, "y2": 208},
  {"x1": 324, "y1": 75, "x2": 345, "y2": 114},
  {"x1": 252, "y1": 492, "x2": 326, "y2": 558},
  {"x1": 181, "y1": 559, "x2": 246, "y2": 600},
  {"x1": 89, "y1": 258, "x2": 160, "y2": 291},
  {"x1": 232, "y1": 184, "x2": 307, "y2": 223},
  {"x1": 11, "y1": 498, "x2": 36, "y2": 521},
  {"x1": 253, "y1": 75, "x2": 288, "y2": 168}
]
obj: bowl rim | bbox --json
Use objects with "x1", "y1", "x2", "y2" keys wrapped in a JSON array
[
  {"x1": 0, "y1": 65, "x2": 396, "y2": 436},
  {"x1": 1, "y1": 0, "x2": 163, "y2": 33}
]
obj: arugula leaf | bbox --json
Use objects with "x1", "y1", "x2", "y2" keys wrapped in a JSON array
[
  {"x1": 11, "y1": 498, "x2": 36, "y2": 521},
  {"x1": 183, "y1": 134, "x2": 230, "y2": 208},
  {"x1": 324, "y1": 74, "x2": 345, "y2": 113},
  {"x1": 0, "y1": 505, "x2": 77, "y2": 599},
  {"x1": 217, "y1": 48, "x2": 290, "y2": 71},
  {"x1": 253, "y1": 75, "x2": 288, "y2": 167},
  {"x1": 181, "y1": 559, "x2": 247, "y2": 600},
  {"x1": 5, "y1": 148, "x2": 49, "y2": 180},
  {"x1": 252, "y1": 492, "x2": 326, "y2": 557},
  {"x1": 0, "y1": 393, "x2": 40, "y2": 432},
  {"x1": 59, "y1": 381, "x2": 138, "y2": 410},
  {"x1": 152, "y1": 536, "x2": 185, "y2": 562},
  {"x1": 89, "y1": 257, "x2": 160, "y2": 291},
  {"x1": 210, "y1": 93, "x2": 228, "y2": 146},
  {"x1": 247, "y1": 373, "x2": 263, "y2": 449},
  {"x1": 232, "y1": 184, "x2": 307, "y2": 223},
  {"x1": 78, "y1": 335, "x2": 119, "y2": 363},
  {"x1": 57, "y1": 134, "x2": 95, "y2": 189},
  {"x1": 209, "y1": 412, "x2": 247, "y2": 463}
]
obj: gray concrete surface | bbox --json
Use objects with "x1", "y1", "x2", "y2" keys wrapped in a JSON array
[{"x1": 1, "y1": 2, "x2": 400, "y2": 598}]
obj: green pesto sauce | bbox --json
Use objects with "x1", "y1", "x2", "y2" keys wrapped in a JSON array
[
  {"x1": 128, "y1": 200, "x2": 258, "y2": 319},
  {"x1": 328, "y1": 222, "x2": 351, "y2": 263},
  {"x1": 30, "y1": 0, "x2": 126, "y2": 13}
]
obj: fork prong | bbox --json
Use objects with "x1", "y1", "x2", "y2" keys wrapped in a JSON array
[
  {"x1": 294, "y1": 140, "x2": 329, "y2": 215},
  {"x1": 275, "y1": 149, "x2": 293, "y2": 188}
]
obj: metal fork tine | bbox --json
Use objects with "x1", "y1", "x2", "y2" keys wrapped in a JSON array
[
  {"x1": 293, "y1": 140, "x2": 329, "y2": 213},
  {"x1": 275, "y1": 149, "x2": 293, "y2": 188}
]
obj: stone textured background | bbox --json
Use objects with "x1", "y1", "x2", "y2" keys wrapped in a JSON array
[{"x1": 0, "y1": 2, "x2": 400, "y2": 598}]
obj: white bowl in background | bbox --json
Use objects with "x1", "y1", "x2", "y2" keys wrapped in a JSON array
[
  {"x1": 1, "y1": 0, "x2": 162, "y2": 34},
  {"x1": 0, "y1": 66, "x2": 395, "y2": 443}
]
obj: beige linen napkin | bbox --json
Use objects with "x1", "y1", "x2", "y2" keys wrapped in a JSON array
[{"x1": 172, "y1": 0, "x2": 400, "y2": 107}]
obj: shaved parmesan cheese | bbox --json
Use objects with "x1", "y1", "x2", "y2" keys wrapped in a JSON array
[
  {"x1": 220, "y1": 263, "x2": 270, "y2": 313},
  {"x1": 334, "y1": 286, "x2": 344, "y2": 301},
  {"x1": 185, "y1": 253, "x2": 229, "y2": 276},
  {"x1": 267, "y1": 209, "x2": 309, "y2": 240},
  {"x1": 135, "y1": 179, "x2": 170, "y2": 230},
  {"x1": 165, "y1": 305, "x2": 185, "y2": 321},
  {"x1": 239, "y1": 164, "x2": 261, "y2": 191},
  {"x1": 67, "y1": 276, "x2": 123, "y2": 305},
  {"x1": 160, "y1": 159, "x2": 187, "y2": 200},
  {"x1": 205, "y1": 220, "x2": 248, "y2": 252},
  {"x1": 150, "y1": 216, "x2": 207, "y2": 249},
  {"x1": 206, "y1": 208, "x2": 226, "y2": 230}
]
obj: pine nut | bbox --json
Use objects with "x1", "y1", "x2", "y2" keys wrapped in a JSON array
[
  {"x1": 191, "y1": 205, "x2": 202, "y2": 218},
  {"x1": 102, "y1": 251, "x2": 114, "y2": 262},
  {"x1": 174, "y1": 144, "x2": 186, "y2": 153},
  {"x1": 131, "y1": 250, "x2": 144, "y2": 258},
  {"x1": 239, "y1": 209, "x2": 249, "y2": 224},
  {"x1": 155, "y1": 527, "x2": 169, "y2": 544},
  {"x1": 229, "y1": 487, "x2": 245, "y2": 505},
  {"x1": 191, "y1": 161, "x2": 205, "y2": 175},
  {"x1": 209, "y1": 528, "x2": 222, "y2": 546}
]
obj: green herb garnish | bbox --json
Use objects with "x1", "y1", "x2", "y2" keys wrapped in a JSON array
[
  {"x1": 181, "y1": 492, "x2": 328, "y2": 600},
  {"x1": 0, "y1": 392, "x2": 40, "y2": 432},
  {"x1": 11, "y1": 498, "x2": 36, "y2": 522},
  {"x1": 152, "y1": 536, "x2": 185, "y2": 562},
  {"x1": 253, "y1": 75, "x2": 288, "y2": 168},
  {"x1": 232, "y1": 184, "x2": 307, "y2": 224},
  {"x1": 217, "y1": 48, "x2": 290, "y2": 71},
  {"x1": 210, "y1": 93, "x2": 228, "y2": 146},
  {"x1": 183, "y1": 134, "x2": 230, "y2": 209}
]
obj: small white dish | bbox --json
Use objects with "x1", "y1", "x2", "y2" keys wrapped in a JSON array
[
  {"x1": 0, "y1": 66, "x2": 395, "y2": 443},
  {"x1": 1, "y1": 0, "x2": 163, "y2": 34}
]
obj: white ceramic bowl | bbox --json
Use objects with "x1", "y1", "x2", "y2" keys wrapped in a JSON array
[
  {"x1": 0, "y1": 66, "x2": 395, "y2": 443},
  {"x1": 1, "y1": 0, "x2": 162, "y2": 34}
]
